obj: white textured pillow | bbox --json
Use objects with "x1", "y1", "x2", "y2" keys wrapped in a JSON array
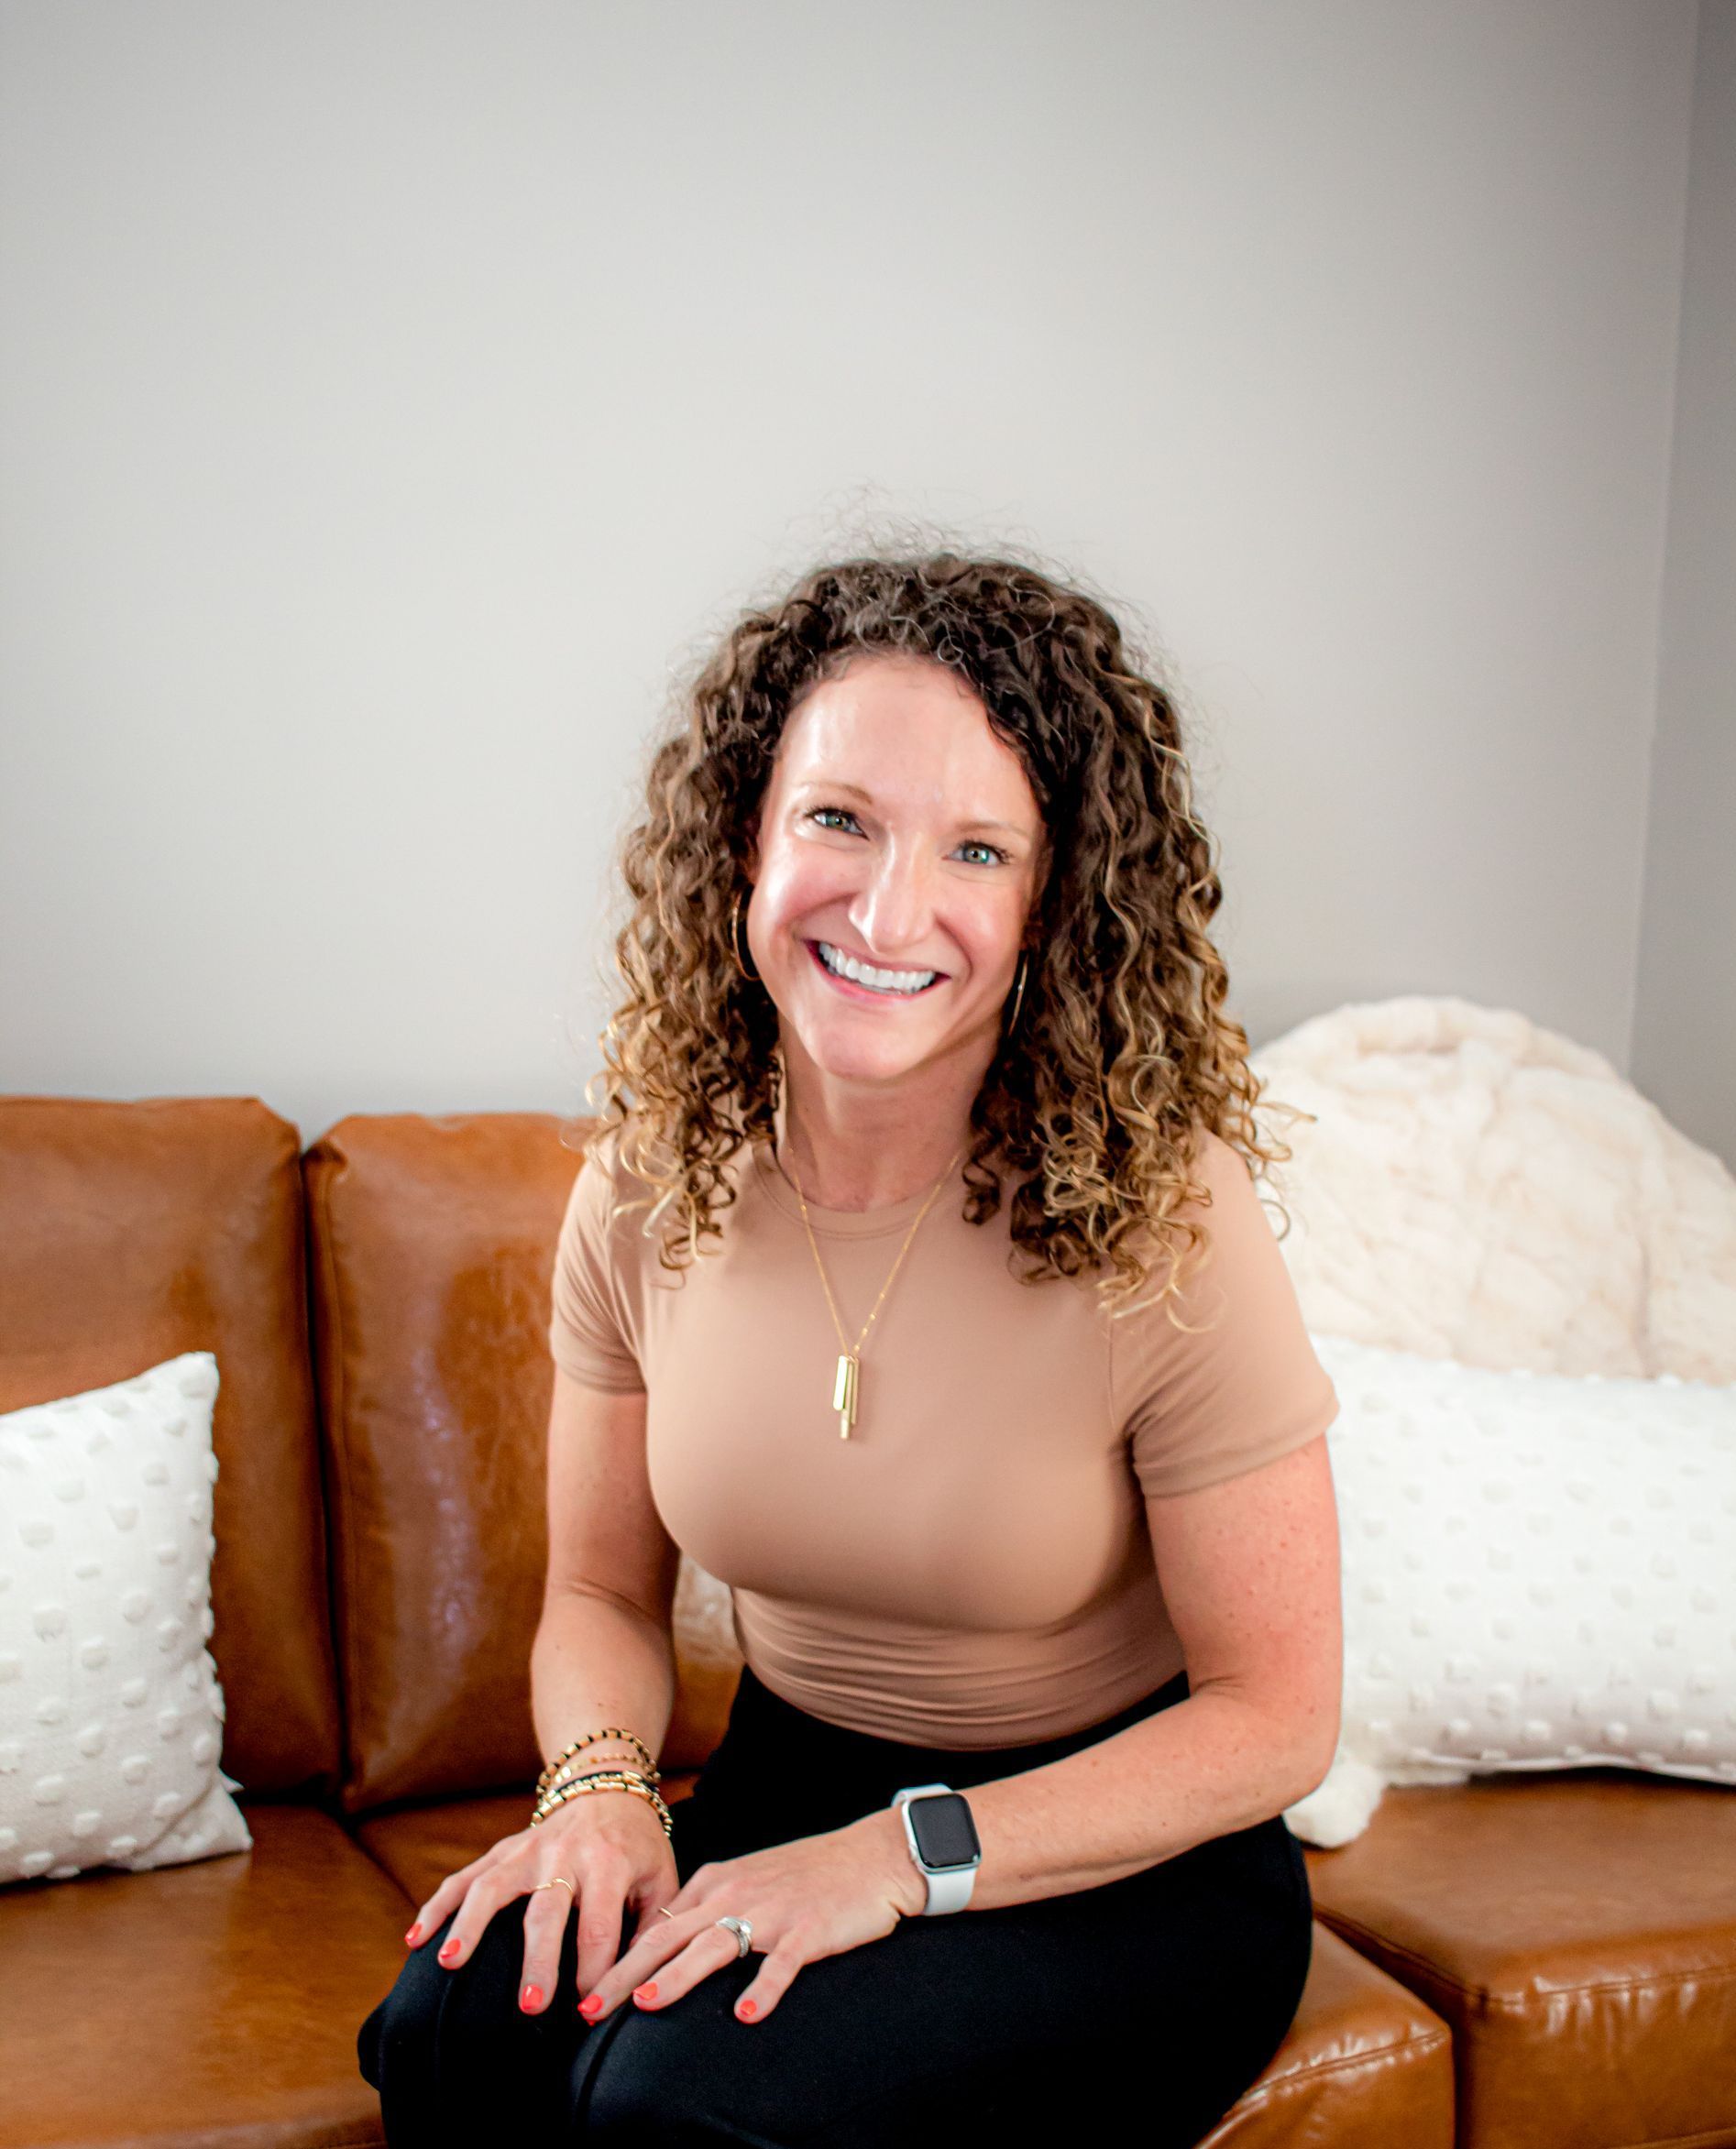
[
  {"x1": 1285, "y1": 1334, "x2": 1736, "y2": 1848},
  {"x1": 0, "y1": 1353, "x2": 251, "y2": 1885}
]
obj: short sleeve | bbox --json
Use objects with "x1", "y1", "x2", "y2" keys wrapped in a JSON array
[
  {"x1": 1115, "y1": 1132, "x2": 1338, "y2": 1499},
  {"x1": 548, "y1": 1139, "x2": 648, "y2": 1395}
]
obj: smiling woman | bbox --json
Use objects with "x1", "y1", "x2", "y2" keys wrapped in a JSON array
[
  {"x1": 735, "y1": 650, "x2": 1050, "y2": 1200},
  {"x1": 357, "y1": 541, "x2": 1341, "y2": 2147}
]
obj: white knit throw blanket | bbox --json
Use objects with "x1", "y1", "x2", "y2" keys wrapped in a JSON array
[{"x1": 1247, "y1": 992, "x2": 1736, "y2": 1383}]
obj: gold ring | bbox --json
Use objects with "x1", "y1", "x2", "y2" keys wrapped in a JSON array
[
  {"x1": 657, "y1": 1905, "x2": 676, "y2": 1919},
  {"x1": 533, "y1": 1875, "x2": 576, "y2": 1896}
]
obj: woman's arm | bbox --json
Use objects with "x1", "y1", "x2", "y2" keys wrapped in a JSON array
[
  {"x1": 857, "y1": 1432, "x2": 1343, "y2": 1913},
  {"x1": 531, "y1": 1368, "x2": 681, "y2": 1771},
  {"x1": 403, "y1": 1371, "x2": 680, "y2": 2018}
]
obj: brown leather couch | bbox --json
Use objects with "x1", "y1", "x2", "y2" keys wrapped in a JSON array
[{"x1": 3, "y1": 1094, "x2": 1731, "y2": 2149}]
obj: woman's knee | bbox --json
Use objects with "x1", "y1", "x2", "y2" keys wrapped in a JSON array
[
  {"x1": 359, "y1": 1898, "x2": 574, "y2": 2130},
  {"x1": 359, "y1": 1915, "x2": 466, "y2": 2083},
  {"x1": 577, "y1": 1969, "x2": 781, "y2": 2144}
]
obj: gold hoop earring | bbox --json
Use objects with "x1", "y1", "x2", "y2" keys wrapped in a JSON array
[
  {"x1": 1005, "y1": 952, "x2": 1029, "y2": 1038},
  {"x1": 729, "y1": 889, "x2": 762, "y2": 984}
]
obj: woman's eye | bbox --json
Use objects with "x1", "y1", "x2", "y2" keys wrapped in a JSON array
[{"x1": 806, "y1": 808, "x2": 1005, "y2": 866}]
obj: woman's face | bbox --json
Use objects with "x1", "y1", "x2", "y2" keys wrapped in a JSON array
[{"x1": 742, "y1": 652, "x2": 1048, "y2": 1092}]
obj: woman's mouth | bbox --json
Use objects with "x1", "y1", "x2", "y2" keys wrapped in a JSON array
[{"x1": 805, "y1": 938, "x2": 945, "y2": 1000}]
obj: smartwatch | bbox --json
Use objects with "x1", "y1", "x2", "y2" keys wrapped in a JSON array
[{"x1": 889, "y1": 1782, "x2": 982, "y2": 1914}]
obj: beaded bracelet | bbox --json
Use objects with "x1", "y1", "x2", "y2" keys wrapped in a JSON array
[
  {"x1": 533, "y1": 1764, "x2": 662, "y2": 1814},
  {"x1": 537, "y1": 1726, "x2": 658, "y2": 1793},
  {"x1": 526, "y1": 1771, "x2": 661, "y2": 1822},
  {"x1": 539, "y1": 1726, "x2": 656, "y2": 1778},
  {"x1": 543, "y1": 1748, "x2": 661, "y2": 1799},
  {"x1": 531, "y1": 1769, "x2": 673, "y2": 1837}
]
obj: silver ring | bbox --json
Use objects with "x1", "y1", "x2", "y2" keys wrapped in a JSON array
[{"x1": 714, "y1": 1914, "x2": 753, "y2": 1958}]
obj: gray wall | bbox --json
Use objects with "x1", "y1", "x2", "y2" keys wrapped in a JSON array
[
  {"x1": 1634, "y1": 0, "x2": 1736, "y2": 1169},
  {"x1": 1, "y1": 1, "x2": 1725, "y2": 1162}
]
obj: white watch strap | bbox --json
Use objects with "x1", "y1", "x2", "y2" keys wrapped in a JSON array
[
  {"x1": 919, "y1": 1859, "x2": 976, "y2": 1914},
  {"x1": 891, "y1": 1783, "x2": 979, "y2": 1915}
]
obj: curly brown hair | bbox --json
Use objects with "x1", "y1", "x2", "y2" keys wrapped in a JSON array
[{"x1": 569, "y1": 534, "x2": 1307, "y2": 1323}]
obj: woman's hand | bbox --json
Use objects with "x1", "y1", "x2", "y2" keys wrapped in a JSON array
[
  {"x1": 402, "y1": 1789, "x2": 676, "y2": 2015},
  {"x1": 577, "y1": 1807, "x2": 926, "y2": 2026}
]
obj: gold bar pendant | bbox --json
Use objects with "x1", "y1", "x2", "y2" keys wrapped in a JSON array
[{"x1": 832, "y1": 1351, "x2": 859, "y2": 1439}]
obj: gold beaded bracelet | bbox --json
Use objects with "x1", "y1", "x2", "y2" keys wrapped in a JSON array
[
  {"x1": 543, "y1": 1748, "x2": 661, "y2": 1800},
  {"x1": 537, "y1": 1727, "x2": 658, "y2": 1794},
  {"x1": 533, "y1": 1763, "x2": 661, "y2": 1812},
  {"x1": 531, "y1": 1770, "x2": 673, "y2": 1837},
  {"x1": 539, "y1": 1726, "x2": 657, "y2": 1778},
  {"x1": 528, "y1": 1771, "x2": 657, "y2": 1822}
]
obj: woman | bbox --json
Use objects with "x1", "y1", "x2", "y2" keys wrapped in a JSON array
[{"x1": 357, "y1": 547, "x2": 1342, "y2": 2146}]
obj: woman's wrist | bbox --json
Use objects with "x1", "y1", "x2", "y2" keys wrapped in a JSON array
[
  {"x1": 537, "y1": 1723, "x2": 660, "y2": 1795},
  {"x1": 531, "y1": 1769, "x2": 675, "y2": 1837}
]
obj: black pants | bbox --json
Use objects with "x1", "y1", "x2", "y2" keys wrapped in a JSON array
[{"x1": 357, "y1": 1661, "x2": 1313, "y2": 2147}]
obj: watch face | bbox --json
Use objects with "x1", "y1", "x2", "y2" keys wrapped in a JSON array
[{"x1": 909, "y1": 1792, "x2": 981, "y2": 1869}]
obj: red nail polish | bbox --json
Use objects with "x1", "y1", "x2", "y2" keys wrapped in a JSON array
[
  {"x1": 404, "y1": 1924, "x2": 421, "y2": 1946},
  {"x1": 579, "y1": 1994, "x2": 602, "y2": 2019},
  {"x1": 521, "y1": 1984, "x2": 543, "y2": 2012},
  {"x1": 438, "y1": 1941, "x2": 459, "y2": 1963},
  {"x1": 633, "y1": 1981, "x2": 658, "y2": 2002},
  {"x1": 738, "y1": 1999, "x2": 757, "y2": 2019}
]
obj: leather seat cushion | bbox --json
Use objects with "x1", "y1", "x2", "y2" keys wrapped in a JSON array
[
  {"x1": 0, "y1": 1804, "x2": 411, "y2": 2148},
  {"x1": 1304, "y1": 1768, "x2": 1736, "y2": 2148}
]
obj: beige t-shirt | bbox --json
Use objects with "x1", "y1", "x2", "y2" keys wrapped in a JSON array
[{"x1": 547, "y1": 1113, "x2": 1337, "y2": 1748}]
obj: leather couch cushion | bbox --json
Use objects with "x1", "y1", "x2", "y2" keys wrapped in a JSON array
[
  {"x1": 0, "y1": 1802, "x2": 410, "y2": 2148},
  {"x1": 0, "y1": 1096, "x2": 342, "y2": 1795},
  {"x1": 355, "y1": 1791, "x2": 1454, "y2": 2148},
  {"x1": 305, "y1": 1111, "x2": 733, "y2": 1816},
  {"x1": 1235, "y1": 1924, "x2": 1455, "y2": 2149},
  {"x1": 1305, "y1": 1768, "x2": 1736, "y2": 2147}
]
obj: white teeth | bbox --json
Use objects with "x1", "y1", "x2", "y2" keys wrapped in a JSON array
[{"x1": 816, "y1": 941, "x2": 936, "y2": 994}]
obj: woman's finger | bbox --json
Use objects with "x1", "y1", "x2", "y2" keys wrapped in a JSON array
[
  {"x1": 581, "y1": 1913, "x2": 740, "y2": 2021},
  {"x1": 731, "y1": 1936, "x2": 807, "y2": 2023},
  {"x1": 571, "y1": 1878, "x2": 634, "y2": 2008},
  {"x1": 624, "y1": 1891, "x2": 682, "y2": 1949},
  {"x1": 433, "y1": 1866, "x2": 519, "y2": 1969},
  {"x1": 615, "y1": 1858, "x2": 718, "y2": 1949},
  {"x1": 405, "y1": 1843, "x2": 507, "y2": 1946},
  {"x1": 517, "y1": 1878, "x2": 576, "y2": 2014}
]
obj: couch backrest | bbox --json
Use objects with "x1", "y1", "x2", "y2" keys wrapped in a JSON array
[
  {"x1": 0, "y1": 1095, "x2": 343, "y2": 1796},
  {"x1": 305, "y1": 1110, "x2": 736, "y2": 1816}
]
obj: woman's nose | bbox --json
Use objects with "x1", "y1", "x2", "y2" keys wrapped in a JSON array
[{"x1": 850, "y1": 848, "x2": 934, "y2": 956}]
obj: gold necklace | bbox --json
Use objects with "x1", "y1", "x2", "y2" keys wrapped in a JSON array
[{"x1": 781, "y1": 1136, "x2": 966, "y2": 1439}]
